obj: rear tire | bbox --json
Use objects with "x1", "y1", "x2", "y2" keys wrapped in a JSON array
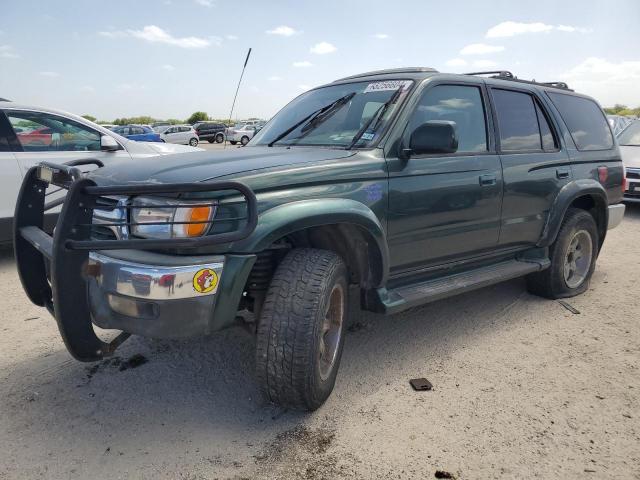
[
  {"x1": 189, "y1": 137, "x2": 198, "y2": 147},
  {"x1": 526, "y1": 208, "x2": 598, "y2": 299},
  {"x1": 256, "y1": 248, "x2": 348, "y2": 411},
  {"x1": 240, "y1": 136, "x2": 250, "y2": 146},
  {"x1": 215, "y1": 133, "x2": 224, "y2": 143}
]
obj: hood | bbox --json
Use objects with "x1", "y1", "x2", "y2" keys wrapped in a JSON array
[
  {"x1": 123, "y1": 139, "x2": 203, "y2": 156},
  {"x1": 620, "y1": 145, "x2": 640, "y2": 169},
  {"x1": 89, "y1": 146, "x2": 356, "y2": 185}
]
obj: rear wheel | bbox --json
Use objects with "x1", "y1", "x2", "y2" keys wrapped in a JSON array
[
  {"x1": 241, "y1": 136, "x2": 250, "y2": 146},
  {"x1": 256, "y1": 248, "x2": 348, "y2": 411},
  {"x1": 215, "y1": 133, "x2": 224, "y2": 143},
  {"x1": 189, "y1": 137, "x2": 198, "y2": 147},
  {"x1": 526, "y1": 208, "x2": 598, "y2": 299}
]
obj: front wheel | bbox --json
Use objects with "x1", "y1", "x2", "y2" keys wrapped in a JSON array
[
  {"x1": 189, "y1": 137, "x2": 198, "y2": 147},
  {"x1": 215, "y1": 133, "x2": 224, "y2": 143},
  {"x1": 526, "y1": 208, "x2": 598, "y2": 299},
  {"x1": 240, "y1": 136, "x2": 250, "y2": 146},
  {"x1": 256, "y1": 248, "x2": 348, "y2": 411}
]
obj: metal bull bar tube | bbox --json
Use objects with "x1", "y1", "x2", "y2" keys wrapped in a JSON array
[{"x1": 13, "y1": 162, "x2": 258, "y2": 362}]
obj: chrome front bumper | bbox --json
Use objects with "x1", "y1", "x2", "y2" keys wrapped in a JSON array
[
  {"x1": 87, "y1": 251, "x2": 225, "y2": 338},
  {"x1": 607, "y1": 204, "x2": 625, "y2": 230}
]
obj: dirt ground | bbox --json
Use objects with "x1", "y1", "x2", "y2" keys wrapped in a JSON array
[{"x1": 1, "y1": 205, "x2": 639, "y2": 480}]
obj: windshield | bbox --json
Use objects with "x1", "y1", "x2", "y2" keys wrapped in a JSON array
[
  {"x1": 618, "y1": 121, "x2": 640, "y2": 146},
  {"x1": 252, "y1": 79, "x2": 414, "y2": 148}
]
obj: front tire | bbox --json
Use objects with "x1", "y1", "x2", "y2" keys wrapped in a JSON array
[
  {"x1": 215, "y1": 133, "x2": 224, "y2": 143},
  {"x1": 189, "y1": 137, "x2": 198, "y2": 147},
  {"x1": 240, "y1": 136, "x2": 250, "y2": 146},
  {"x1": 526, "y1": 208, "x2": 598, "y2": 299},
  {"x1": 256, "y1": 248, "x2": 348, "y2": 411}
]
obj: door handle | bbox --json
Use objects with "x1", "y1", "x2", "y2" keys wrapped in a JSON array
[
  {"x1": 556, "y1": 168, "x2": 570, "y2": 179},
  {"x1": 479, "y1": 174, "x2": 497, "y2": 186}
]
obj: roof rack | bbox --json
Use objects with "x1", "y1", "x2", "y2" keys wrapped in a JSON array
[
  {"x1": 334, "y1": 67, "x2": 438, "y2": 82},
  {"x1": 464, "y1": 70, "x2": 572, "y2": 91}
]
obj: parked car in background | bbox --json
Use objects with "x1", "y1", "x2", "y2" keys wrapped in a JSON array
[
  {"x1": 0, "y1": 101, "x2": 202, "y2": 243},
  {"x1": 193, "y1": 121, "x2": 226, "y2": 143},
  {"x1": 617, "y1": 120, "x2": 640, "y2": 203},
  {"x1": 160, "y1": 124, "x2": 199, "y2": 146},
  {"x1": 607, "y1": 115, "x2": 633, "y2": 136},
  {"x1": 112, "y1": 125, "x2": 162, "y2": 142},
  {"x1": 226, "y1": 123, "x2": 259, "y2": 145},
  {"x1": 152, "y1": 121, "x2": 170, "y2": 130}
]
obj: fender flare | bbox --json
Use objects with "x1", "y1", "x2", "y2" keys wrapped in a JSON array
[
  {"x1": 537, "y1": 179, "x2": 608, "y2": 248},
  {"x1": 234, "y1": 198, "x2": 389, "y2": 287}
]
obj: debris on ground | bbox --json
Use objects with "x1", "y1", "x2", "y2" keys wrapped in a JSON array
[
  {"x1": 435, "y1": 470, "x2": 455, "y2": 479},
  {"x1": 559, "y1": 301, "x2": 580, "y2": 314},
  {"x1": 119, "y1": 354, "x2": 148, "y2": 371},
  {"x1": 24, "y1": 317, "x2": 39, "y2": 321},
  {"x1": 410, "y1": 378, "x2": 433, "y2": 391}
]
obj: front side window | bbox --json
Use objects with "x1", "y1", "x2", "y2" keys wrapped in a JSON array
[
  {"x1": 7, "y1": 110, "x2": 101, "y2": 152},
  {"x1": 406, "y1": 84, "x2": 488, "y2": 153},
  {"x1": 547, "y1": 92, "x2": 613, "y2": 151},
  {"x1": 252, "y1": 79, "x2": 414, "y2": 148}
]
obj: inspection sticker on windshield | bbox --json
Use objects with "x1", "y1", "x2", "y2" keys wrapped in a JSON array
[{"x1": 364, "y1": 80, "x2": 412, "y2": 93}]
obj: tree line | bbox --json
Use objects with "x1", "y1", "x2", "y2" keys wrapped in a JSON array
[
  {"x1": 81, "y1": 112, "x2": 263, "y2": 126},
  {"x1": 603, "y1": 104, "x2": 640, "y2": 117}
]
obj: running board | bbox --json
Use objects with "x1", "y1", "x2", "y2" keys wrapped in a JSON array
[{"x1": 371, "y1": 258, "x2": 550, "y2": 315}]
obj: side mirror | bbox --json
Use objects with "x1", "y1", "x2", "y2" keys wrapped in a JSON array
[
  {"x1": 100, "y1": 135, "x2": 120, "y2": 151},
  {"x1": 407, "y1": 120, "x2": 458, "y2": 156}
]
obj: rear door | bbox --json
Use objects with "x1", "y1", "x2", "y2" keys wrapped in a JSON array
[
  {"x1": 387, "y1": 81, "x2": 503, "y2": 273},
  {"x1": 0, "y1": 111, "x2": 22, "y2": 242},
  {"x1": 487, "y1": 86, "x2": 570, "y2": 247}
]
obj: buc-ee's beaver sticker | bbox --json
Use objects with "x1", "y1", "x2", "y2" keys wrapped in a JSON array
[{"x1": 192, "y1": 268, "x2": 219, "y2": 294}]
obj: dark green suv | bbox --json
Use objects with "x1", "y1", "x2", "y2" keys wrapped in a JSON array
[{"x1": 14, "y1": 68, "x2": 625, "y2": 410}]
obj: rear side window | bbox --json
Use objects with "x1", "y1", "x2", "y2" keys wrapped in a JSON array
[
  {"x1": 492, "y1": 89, "x2": 541, "y2": 151},
  {"x1": 547, "y1": 92, "x2": 613, "y2": 151}
]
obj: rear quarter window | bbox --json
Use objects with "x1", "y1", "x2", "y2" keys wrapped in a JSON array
[{"x1": 547, "y1": 92, "x2": 613, "y2": 151}]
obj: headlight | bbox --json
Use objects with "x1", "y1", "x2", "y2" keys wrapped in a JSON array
[{"x1": 130, "y1": 197, "x2": 215, "y2": 239}]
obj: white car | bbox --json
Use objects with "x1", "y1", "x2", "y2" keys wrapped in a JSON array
[
  {"x1": 0, "y1": 101, "x2": 203, "y2": 243},
  {"x1": 160, "y1": 125, "x2": 199, "y2": 146},
  {"x1": 226, "y1": 123, "x2": 260, "y2": 146}
]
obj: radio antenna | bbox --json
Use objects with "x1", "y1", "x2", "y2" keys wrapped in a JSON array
[{"x1": 225, "y1": 48, "x2": 252, "y2": 148}]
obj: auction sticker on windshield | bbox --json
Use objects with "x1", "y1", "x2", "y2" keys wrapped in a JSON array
[{"x1": 363, "y1": 80, "x2": 412, "y2": 93}]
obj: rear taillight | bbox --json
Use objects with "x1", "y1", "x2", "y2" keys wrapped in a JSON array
[{"x1": 598, "y1": 166, "x2": 608, "y2": 183}]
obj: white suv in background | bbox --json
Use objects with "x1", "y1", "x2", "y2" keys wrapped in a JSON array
[
  {"x1": 0, "y1": 101, "x2": 202, "y2": 244},
  {"x1": 160, "y1": 125, "x2": 199, "y2": 146}
]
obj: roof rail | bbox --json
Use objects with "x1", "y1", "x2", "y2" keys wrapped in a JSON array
[
  {"x1": 465, "y1": 70, "x2": 515, "y2": 79},
  {"x1": 334, "y1": 67, "x2": 438, "y2": 82},
  {"x1": 464, "y1": 70, "x2": 572, "y2": 91}
]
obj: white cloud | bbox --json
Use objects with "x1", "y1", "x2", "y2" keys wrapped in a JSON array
[
  {"x1": 460, "y1": 43, "x2": 505, "y2": 55},
  {"x1": 561, "y1": 57, "x2": 640, "y2": 105},
  {"x1": 101, "y1": 25, "x2": 211, "y2": 48},
  {"x1": 80, "y1": 85, "x2": 95, "y2": 93},
  {"x1": 445, "y1": 58, "x2": 467, "y2": 67},
  {"x1": 486, "y1": 21, "x2": 591, "y2": 38},
  {"x1": 266, "y1": 26, "x2": 300, "y2": 36},
  {"x1": 226, "y1": 34, "x2": 238, "y2": 40},
  {"x1": 298, "y1": 85, "x2": 311, "y2": 91},
  {"x1": 162, "y1": 64, "x2": 175, "y2": 71},
  {"x1": 194, "y1": 0, "x2": 213, "y2": 6},
  {"x1": 117, "y1": 83, "x2": 146, "y2": 91},
  {"x1": 372, "y1": 33, "x2": 390, "y2": 39},
  {"x1": 293, "y1": 61, "x2": 313, "y2": 67},
  {"x1": 267, "y1": 75, "x2": 282, "y2": 81},
  {"x1": 0, "y1": 45, "x2": 19, "y2": 59},
  {"x1": 310, "y1": 42, "x2": 336, "y2": 54},
  {"x1": 39, "y1": 71, "x2": 60, "y2": 77},
  {"x1": 473, "y1": 59, "x2": 498, "y2": 68}
]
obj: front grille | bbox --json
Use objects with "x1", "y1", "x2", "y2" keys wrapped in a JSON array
[
  {"x1": 626, "y1": 169, "x2": 640, "y2": 180},
  {"x1": 91, "y1": 196, "x2": 128, "y2": 241},
  {"x1": 92, "y1": 225, "x2": 118, "y2": 240}
]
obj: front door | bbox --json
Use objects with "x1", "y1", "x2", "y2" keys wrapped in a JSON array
[{"x1": 387, "y1": 82, "x2": 503, "y2": 275}]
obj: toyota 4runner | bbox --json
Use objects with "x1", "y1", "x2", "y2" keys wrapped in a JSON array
[{"x1": 14, "y1": 68, "x2": 625, "y2": 410}]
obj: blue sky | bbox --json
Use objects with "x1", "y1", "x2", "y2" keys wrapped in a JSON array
[{"x1": 1, "y1": 0, "x2": 639, "y2": 121}]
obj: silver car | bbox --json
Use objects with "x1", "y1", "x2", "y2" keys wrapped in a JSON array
[
  {"x1": 160, "y1": 125, "x2": 199, "y2": 146},
  {"x1": 618, "y1": 120, "x2": 640, "y2": 203}
]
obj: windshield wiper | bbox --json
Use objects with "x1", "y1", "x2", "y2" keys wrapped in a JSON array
[
  {"x1": 346, "y1": 88, "x2": 403, "y2": 150},
  {"x1": 268, "y1": 92, "x2": 355, "y2": 147}
]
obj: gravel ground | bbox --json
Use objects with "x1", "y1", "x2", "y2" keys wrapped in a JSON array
[{"x1": 1, "y1": 204, "x2": 639, "y2": 480}]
